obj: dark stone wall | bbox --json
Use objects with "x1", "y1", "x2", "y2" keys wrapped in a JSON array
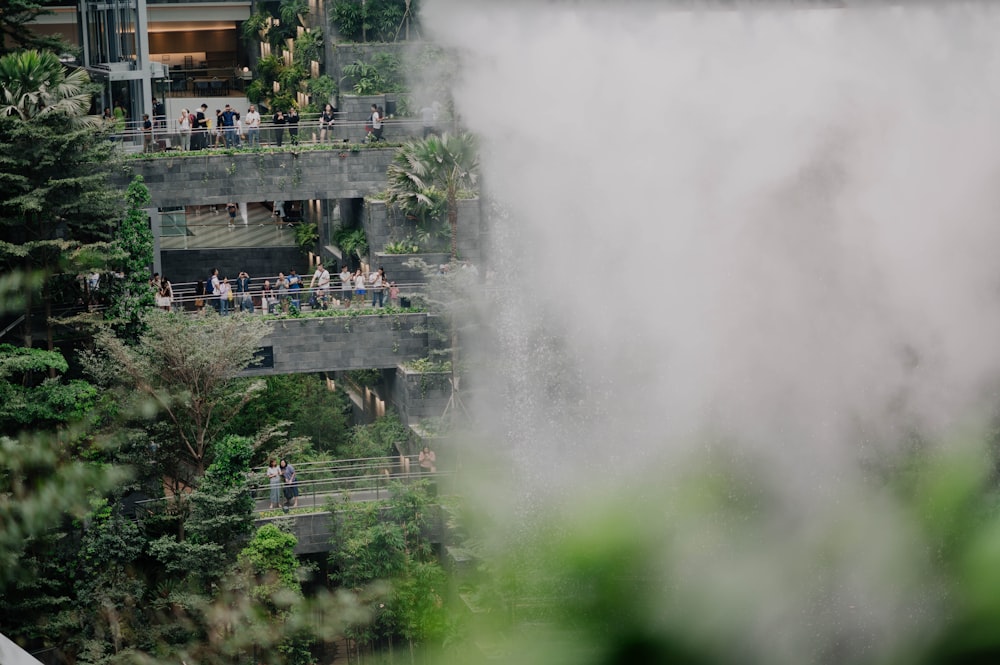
[
  {"x1": 385, "y1": 366, "x2": 452, "y2": 431},
  {"x1": 115, "y1": 147, "x2": 398, "y2": 208},
  {"x1": 242, "y1": 313, "x2": 429, "y2": 376},
  {"x1": 162, "y1": 246, "x2": 305, "y2": 286}
]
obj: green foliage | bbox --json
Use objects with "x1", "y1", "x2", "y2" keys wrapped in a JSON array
[
  {"x1": 0, "y1": 50, "x2": 97, "y2": 125},
  {"x1": 0, "y1": 0, "x2": 73, "y2": 55},
  {"x1": 329, "y1": 0, "x2": 418, "y2": 43},
  {"x1": 308, "y1": 74, "x2": 337, "y2": 105},
  {"x1": 0, "y1": 342, "x2": 67, "y2": 377},
  {"x1": 239, "y1": 523, "x2": 302, "y2": 605},
  {"x1": 225, "y1": 373, "x2": 351, "y2": 455},
  {"x1": 341, "y1": 53, "x2": 404, "y2": 95},
  {"x1": 0, "y1": 109, "x2": 119, "y2": 346},
  {"x1": 339, "y1": 410, "x2": 407, "y2": 459},
  {"x1": 405, "y1": 356, "x2": 451, "y2": 374},
  {"x1": 0, "y1": 375, "x2": 98, "y2": 430},
  {"x1": 293, "y1": 28, "x2": 324, "y2": 66},
  {"x1": 384, "y1": 239, "x2": 421, "y2": 254},
  {"x1": 105, "y1": 176, "x2": 155, "y2": 343},
  {"x1": 0, "y1": 429, "x2": 129, "y2": 587},
  {"x1": 90, "y1": 311, "x2": 272, "y2": 475},
  {"x1": 328, "y1": 480, "x2": 450, "y2": 651},
  {"x1": 204, "y1": 434, "x2": 254, "y2": 489},
  {"x1": 245, "y1": 78, "x2": 267, "y2": 104},
  {"x1": 246, "y1": 0, "x2": 314, "y2": 111},
  {"x1": 294, "y1": 221, "x2": 319, "y2": 256},
  {"x1": 334, "y1": 226, "x2": 369, "y2": 260},
  {"x1": 386, "y1": 133, "x2": 479, "y2": 258}
]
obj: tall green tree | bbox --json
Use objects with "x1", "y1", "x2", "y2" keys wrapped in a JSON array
[
  {"x1": 328, "y1": 480, "x2": 451, "y2": 655},
  {"x1": 105, "y1": 176, "x2": 154, "y2": 344},
  {"x1": 0, "y1": 51, "x2": 117, "y2": 348},
  {"x1": 386, "y1": 133, "x2": 479, "y2": 259},
  {"x1": 0, "y1": 1, "x2": 72, "y2": 55},
  {"x1": 91, "y1": 312, "x2": 272, "y2": 477}
]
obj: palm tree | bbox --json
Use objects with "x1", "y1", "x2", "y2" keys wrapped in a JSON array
[
  {"x1": 386, "y1": 132, "x2": 479, "y2": 259},
  {"x1": 0, "y1": 50, "x2": 98, "y2": 126}
]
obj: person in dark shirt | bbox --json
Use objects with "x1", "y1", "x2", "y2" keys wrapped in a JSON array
[
  {"x1": 272, "y1": 110, "x2": 286, "y2": 147},
  {"x1": 195, "y1": 104, "x2": 208, "y2": 149},
  {"x1": 142, "y1": 114, "x2": 153, "y2": 152},
  {"x1": 287, "y1": 107, "x2": 299, "y2": 145},
  {"x1": 220, "y1": 103, "x2": 237, "y2": 148}
]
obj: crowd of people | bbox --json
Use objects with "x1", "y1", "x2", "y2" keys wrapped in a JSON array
[
  {"x1": 184, "y1": 262, "x2": 401, "y2": 315},
  {"x1": 103, "y1": 97, "x2": 344, "y2": 151}
]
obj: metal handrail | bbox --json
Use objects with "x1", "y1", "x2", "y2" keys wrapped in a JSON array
[
  {"x1": 0, "y1": 314, "x2": 25, "y2": 340},
  {"x1": 133, "y1": 468, "x2": 449, "y2": 515}
]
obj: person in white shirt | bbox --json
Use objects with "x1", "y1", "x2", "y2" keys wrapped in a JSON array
[
  {"x1": 370, "y1": 267, "x2": 385, "y2": 307},
  {"x1": 370, "y1": 104, "x2": 383, "y2": 141},
  {"x1": 177, "y1": 108, "x2": 191, "y2": 151},
  {"x1": 339, "y1": 266, "x2": 353, "y2": 306},
  {"x1": 353, "y1": 269, "x2": 367, "y2": 304},
  {"x1": 245, "y1": 105, "x2": 261, "y2": 147},
  {"x1": 310, "y1": 262, "x2": 330, "y2": 307}
]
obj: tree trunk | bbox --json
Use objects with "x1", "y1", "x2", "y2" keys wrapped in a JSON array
[{"x1": 22, "y1": 257, "x2": 33, "y2": 348}]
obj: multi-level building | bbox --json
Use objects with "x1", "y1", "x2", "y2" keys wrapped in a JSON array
[{"x1": 33, "y1": 0, "x2": 256, "y2": 124}]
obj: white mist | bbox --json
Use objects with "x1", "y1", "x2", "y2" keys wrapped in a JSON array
[{"x1": 421, "y1": 2, "x2": 1000, "y2": 662}]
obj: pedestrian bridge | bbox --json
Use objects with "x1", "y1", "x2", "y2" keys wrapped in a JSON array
[
  {"x1": 135, "y1": 456, "x2": 450, "y2": 556},
  {"x1": 249, "y1": 456, "x2": 450, "y2": 554}
]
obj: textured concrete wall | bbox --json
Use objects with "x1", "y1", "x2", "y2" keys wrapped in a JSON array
[
  {"x1": 243, "y1": 312, "x2": 429, "y2": 376},
  {"x1": 162, "y1": 246, "x2": 305, "y2": 286},
  {"x1": 386, "y1": 365, "x2": 452, "y2": 431},
  {"x1": 373, "y1": 252, "x2": 449, "y2": 286},
  {"x1": 116, "y1": 148, "x2": 398, "y2": 208}
]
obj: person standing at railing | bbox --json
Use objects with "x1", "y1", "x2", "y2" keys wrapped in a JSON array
[
  {"x1": 152, "y1": 97, "x2": 165, "y2": 131},
  {"x1": 208, "y1": 268, "x2": 221, "y2": 312},
  {"x1": 220, "y1": 104, "x2": 237, "y2": 148},
  {"x1": 195, "y1": 104, "x2": 209, "y2": 150},
  {"x1": 142, "y1": 114, "x2": 153, "y2": 152},
  {"x1": 218, "y1": 276, "x2": 232, "y2": 315},
  {"x1": 266, "y1": 459, "x2": 281, "y2": 509},
  {"x1": 236, "y1": 270, "x2": 253, "y2": 313},
  {"x1": 272, "y1": 110, "x2": 286, "y2": 147},
  {"x1": 194, "y1": 279, "x2": 206, "y2": 313},
  {"x1": 113, "y1": 101, "x2": 127, "y2": 136},
  {"x1": 319, "y1": 103, "x2": 335, "y2": 143},
  {"x1": 177, "y1": 108, "x2": 191, "y2": 151},
  {"x1": 370, "y1": 104, "x2": 383, "y2": 142},
  {"x1": 280, "y1": 459, "x2": 298, "y2": 510},
  {"x1": 419, "y1": 446, "x2": 436, "y2": 473},
  {"x1": 275, "y1": 271, "x2": 289, "y2": 313},
  {"x1": 156, "y1": 276, "x2": 173, "y2": 311},
  {"x1": 261, "y1": 280, "x2": 277, "y2": 313},
  {"x1": 245, "y1": 105, "x2": 260, "y2": 147},
  {"x1": 288, "y1": 269, "x2": 302, "y2": 310},
  {"x1": 339, "y1": 265, "x2": 353, "y2": 307},
  {"x1": 353, "y1": 269, "x2": 366, "y2": 305},
  {"x1": 310, "y1": 261, "x2": 330, "y2": 309},
  {"x1": 287, "y1": 107, "x2": 300, "y2": 145},
  {"x1": 370, "y1": 267, "x2": 385, "y2": 308}
]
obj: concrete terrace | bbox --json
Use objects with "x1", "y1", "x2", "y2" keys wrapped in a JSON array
[{"x1": 116, "y1": 145, "x2": 398, "y2": 208}]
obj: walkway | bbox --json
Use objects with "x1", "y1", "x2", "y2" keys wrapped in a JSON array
[
  {"x1": 249, "y1": 456, "x2": 450, "y2": 554},
  {"x1": 249, "y1": 455, "x2": 442, "y2": 513}
]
